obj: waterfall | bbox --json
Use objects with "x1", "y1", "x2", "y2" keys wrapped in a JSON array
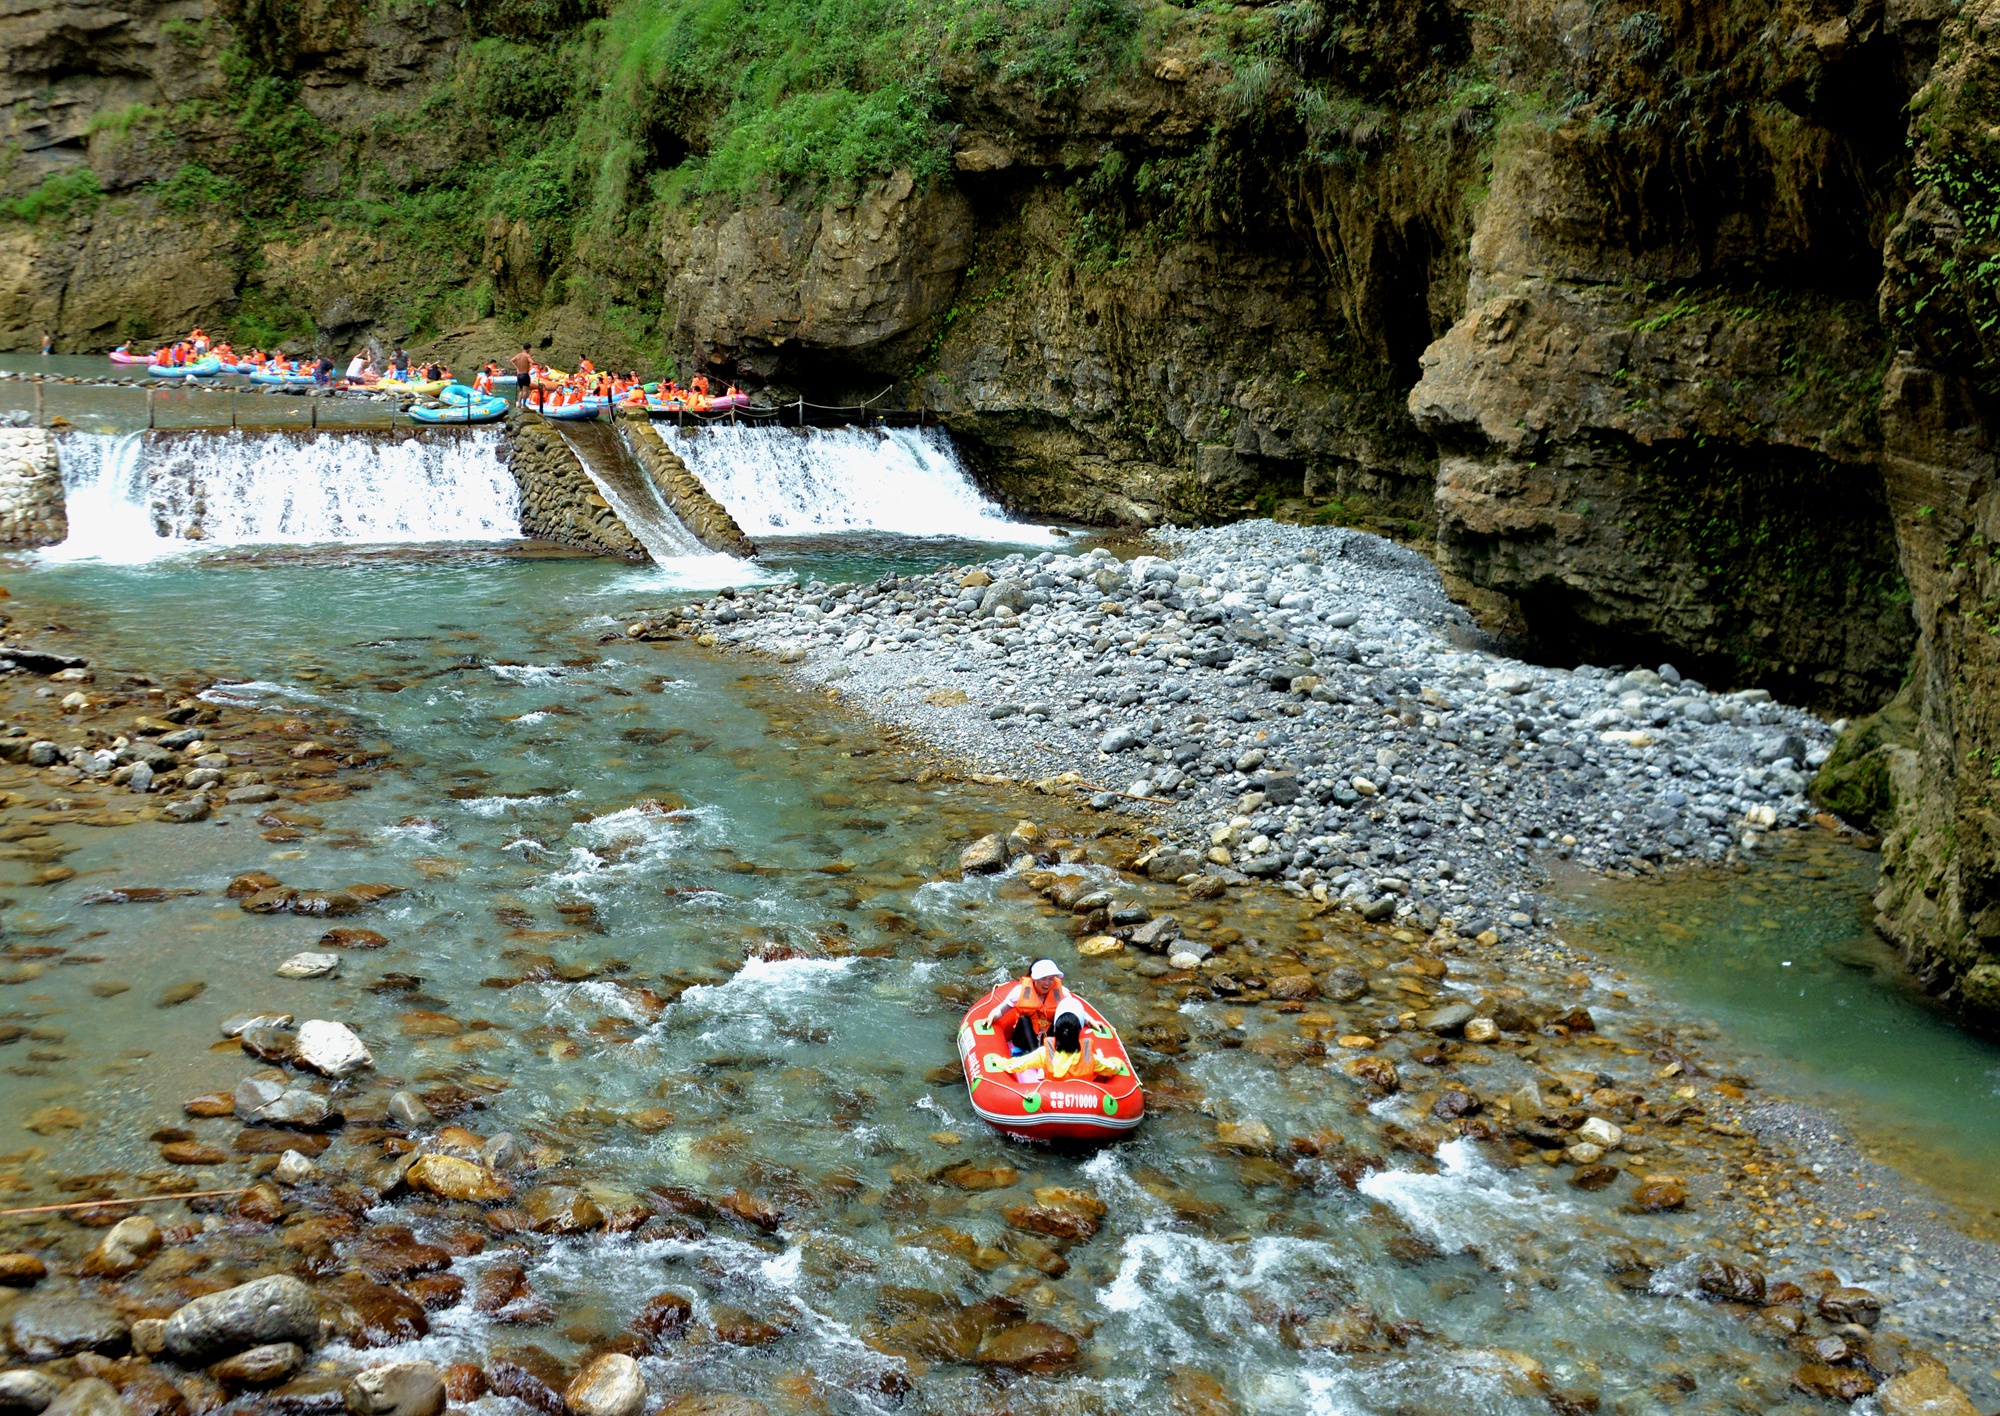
[
  {"x1": 665, "y1": 426, "x2": 1054, "y2": 542},
  {"x1": 44, "y1": 432, "x2": 160, "y2": 562},
  {"x1": 47, "y1": 431, "x2": 521, "y2": 559}
]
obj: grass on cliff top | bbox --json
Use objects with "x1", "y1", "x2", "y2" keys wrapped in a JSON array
[{"x1": 584, "y1": 0, "x2": 1145, "y2": 198}]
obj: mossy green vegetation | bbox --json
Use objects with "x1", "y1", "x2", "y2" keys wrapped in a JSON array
[{"x1": 1, "y1": 169, "x2": 104, "y2": 224}]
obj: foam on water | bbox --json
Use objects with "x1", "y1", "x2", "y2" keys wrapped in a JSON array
[
  {"x1": 667, "y1": 425, "x2": 1057, "y2": 542},
  {"x1": 1358, "y1": 1138, "x2": 1576, "y2": 1261}
]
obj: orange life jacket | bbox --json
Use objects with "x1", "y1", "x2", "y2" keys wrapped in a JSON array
[{"x1": 986, "y1": 977, "x2": 1069, "y2": 1037}]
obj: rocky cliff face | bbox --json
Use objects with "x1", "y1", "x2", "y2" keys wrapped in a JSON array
[
  {"x1": 8, "y1": 0, "x2": 2000, "y2": 1020},
  {"x1": 1852, "y1": 0, "x2": 2000, "y2": 1027}
]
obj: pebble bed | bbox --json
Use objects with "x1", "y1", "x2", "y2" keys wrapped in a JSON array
[{"x1": 660, "y1": 520, "x2": 1843, "y2": 948}]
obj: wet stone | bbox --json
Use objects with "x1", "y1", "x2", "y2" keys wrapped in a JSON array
[
  {"x1": 485, "y1": 1348, "x2": 568, "y2": 1416},
  {"x1": 0, "y1": 1370, "x2": 66, "y2": 1412},
  {"x1": 319, "y1": 1275, "x2": 429, "y2": 1348},
  {"x1": 1793, "y1": 1364, "x2": 1876, "y2": 1402},
  {"x1": 564, "y1": 1357, "x2": 644, "y2": 1416},
  {"x1": 321, "y1": 928, "x2": 388, "y2": 949},
  {"x1": 221, "y1": 1011, "x2": 293, "y2": 1038},
  {"x1": 77, "y1": 1217, "x2": 160, "y2": 1276},
  {"x1": 470, "y1": 1263, "x2": 531, "y2": 1314},
  {"x1": 958, "y1": 836, "x2": 1006, "y2": 874},
  {"x1": 39, "y1": 1379, "x2": 126, "y2": 1416},
  {"x1": 209, "y1": 1342, "x2": 303, "y2": 1386},
  {"x1": 1418, "y1": 1004, "x2": 1475, "y2": 1036},
  {"x1": 276, "y1": 953, "x2": 339, "y2": 980},
  {"x1": 1629, "y1": 1178, "x2": 1687, "y2": 1212},
  {"x1": 628, "y1": 1293, "x2": 693, "y2": 1351},
  {"x1": 346, "y1": 1229, "x2": 450, "y2": 1284},
  {"x1": 521, "y1": 1186, "x2": 603, "y2": 1234},
  {"x1": 0, "y1": 1253, "x2": 49, "y2": 1285},
  {"x1": 1696, "y1": 1259, "x2": 1766, "y2": 1305},
  {"x1": 973, "y1": 1322, "x2": 1080, "y2": 1371},
  {"x1": 1818, "y1": 1286, "x2": 1882, "y2": 1327},
  {"x1": 710, "y1": 1306, "x2": 787, "y2": 1346},
  {"x1": 8, "y1": 1298, "x2": 130, "y2": 1359},
  {"x1": 239, "y1": 1028, "x2": 298, "y2": 1064},
  {"x1": 109, "y1": 1368, "x2": 183, "y2": 1416},
  {"x1": 264, "y1": 1374, "x2": 348, "y2": 1415},
  {"x1": 162, "y1": 1275, "x2": 318, "y2": 1363},
  {"x1": 342, "y1": 1363, "x2": 445, "y2": 1416}
]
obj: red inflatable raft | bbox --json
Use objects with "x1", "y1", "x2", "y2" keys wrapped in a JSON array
[{"x1": 957, "y1": 986, "x2": 1144, "y2": 1142}]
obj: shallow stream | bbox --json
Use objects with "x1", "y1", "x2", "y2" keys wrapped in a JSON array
[
  {"x1": 0, "y1": 546, "x2": 1872, "y2": 1414},
  {"x1": 1560, "y1": 841, "x2": 2000, "y2": 1227}
]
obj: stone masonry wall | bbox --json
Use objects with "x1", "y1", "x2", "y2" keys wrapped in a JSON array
[
  {"x1": 617, "y1": 415, "x2": 757, "y2": 559},
  {"x1": 0, "y1": 428, "x2": 67, "y2": 548},
  {"x1": 503, "y1": 412, "x2": 646, "y2": 561}
]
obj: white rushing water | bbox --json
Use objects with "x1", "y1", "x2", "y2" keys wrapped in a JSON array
[
  {"x1": 555, "y1": 422, "x2": 750, "y2": 581},
  {"x1": 48, "y1": 430, "x2": 521, "y2": 560},
  {"x1": 42, "y1": 432, "x2": 156, "y2": 563},
  {"x1": 666, "y1": 425, "x2": 1056, "y2": 542}
]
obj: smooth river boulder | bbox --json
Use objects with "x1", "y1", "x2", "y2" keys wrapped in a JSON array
[
  {"x1": 342, "y1": 1362, "x2": 446, "y2": 1416},
  {"x1": 563, "y1": 1354, "x2": 645, "y2": 1416},
  {"x1": 162, "y1": 1274, "x2": 319, "y2": 1363}
]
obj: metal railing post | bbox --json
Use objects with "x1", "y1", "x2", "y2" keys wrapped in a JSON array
[{"x1": 147, "y1": 387, "x2": 156, "y2": 429}]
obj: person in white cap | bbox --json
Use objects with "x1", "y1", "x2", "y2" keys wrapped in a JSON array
[{"x1": 983, "y1": 958, "x2": 1071, "y2": 1055}]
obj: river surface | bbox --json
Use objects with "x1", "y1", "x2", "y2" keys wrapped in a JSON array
[
  {"x1": 1560, "y1": 840, "x2": 2000, "y2": 1227},
  {"x1": 0, "y1": 353, "x2": 434, "y2": 432},
  {"x1": 0, "y1": 540, "x2": 1877, "y2": 1415}
]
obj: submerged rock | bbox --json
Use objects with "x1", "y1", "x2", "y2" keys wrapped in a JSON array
[
  {"x1": 319, "y1": 1275, "x2": 429, "y2": 1348},
  {"x1": 973, "y1": 1322, "x2": 1079, "y2": 1371}
]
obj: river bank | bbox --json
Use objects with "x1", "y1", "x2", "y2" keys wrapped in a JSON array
[{"x1": 661, "y1": 519, "x2": 1843, "y2": 948}]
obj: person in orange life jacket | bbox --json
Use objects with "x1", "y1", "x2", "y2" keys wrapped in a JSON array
[
  {"x1": 996, "y1": 1009, "x2": 1129, "y2": 1080},
  {"x1": 473, "y1": 368, "x2": 493, "y2": 395},
  {"x1": 984, "y1": 958, "x2": 1071, "y2": 1055}
]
